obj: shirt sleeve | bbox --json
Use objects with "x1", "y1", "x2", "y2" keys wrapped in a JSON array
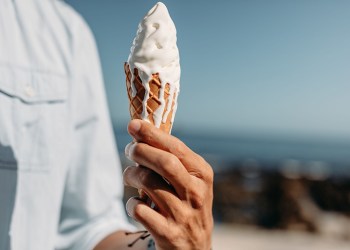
[{"x1": 56, "y1": 15, "x2": 135, "y2": 250}]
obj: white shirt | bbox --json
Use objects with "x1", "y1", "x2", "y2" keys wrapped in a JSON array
[{"x1": 0, "y1": 0, "x2": 134, "y2": 249}]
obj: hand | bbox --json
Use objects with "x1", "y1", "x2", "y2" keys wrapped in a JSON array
[{"x1": 123, "y1": 119, "x2": 214, "y2": 250}]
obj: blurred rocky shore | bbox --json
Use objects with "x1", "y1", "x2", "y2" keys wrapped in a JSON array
[{"x1": 213, "y1": 160, "x2": 350, "y2": 239}]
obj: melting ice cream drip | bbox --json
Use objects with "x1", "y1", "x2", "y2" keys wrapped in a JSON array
[{"x1": 127, "y1": 2, "x2": 180, "y2": 128}]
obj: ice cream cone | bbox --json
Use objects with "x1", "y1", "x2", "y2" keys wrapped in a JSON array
[
  {"x1": 124, "y1": 2, "x2": 180, "y2": 206},
  {"x1": 124, "y1": 62, "x2": 176, "y2": 134}
]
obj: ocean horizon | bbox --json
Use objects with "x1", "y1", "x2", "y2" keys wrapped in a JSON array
[{"x1": 114, "y1": 126, "x2": 350, "y2": 176}]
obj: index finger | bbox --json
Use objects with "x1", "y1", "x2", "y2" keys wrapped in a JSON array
[{"x1": 128, "y1": 119, "x2": 211, "y2": 176}]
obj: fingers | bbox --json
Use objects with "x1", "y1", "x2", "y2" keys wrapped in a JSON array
[
  {"x1": 128, "y1": 119, "x2": 187, "y2": 157},
  {"x1": 125, "y1": 142, "x2": 190, "y2": 197},
  {"x1": 125, "y1": 141, "x2": 214, "y2": 209},
  {"x1": 128, "y1": 120, "x2": 209, "y2": 175},
  {"x1": 126, "y1": 197, "x2": 169, "y2": 238},
  {"x1": 123, "y1": 166, "x2": 182, "y2": 217}
]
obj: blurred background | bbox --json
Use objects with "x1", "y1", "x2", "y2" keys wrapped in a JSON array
[{"x1": 66, "y1": 1, "x2": 350, "y2": 249}]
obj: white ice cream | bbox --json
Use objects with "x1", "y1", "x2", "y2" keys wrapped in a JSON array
[{"x1": 127, "y1": 2, "x2": 180, "y2": 128}]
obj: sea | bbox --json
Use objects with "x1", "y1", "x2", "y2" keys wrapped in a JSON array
[{"x1": 114, "y1": 127, "x2": 350, "y2": 177}]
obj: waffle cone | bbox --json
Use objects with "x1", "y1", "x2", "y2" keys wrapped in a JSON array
[{"x1": 124, "y1": 62, "x2": 176, "y2": 134}]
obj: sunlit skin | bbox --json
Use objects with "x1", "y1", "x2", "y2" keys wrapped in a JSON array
[{"x1": 94, "y1": 119, "x2": 213, "y2": 250}]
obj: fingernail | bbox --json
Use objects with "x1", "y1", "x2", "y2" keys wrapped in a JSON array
[
  {"x1": 122, "y1": 166, "x2": 131, "y2": 185},
  {"x1": 125, "y1": 142, "x2": 136, "y2": 160},
  {"x1": 125, "y1": 142, "x2": 132, "y2": 158},
  {"x1": 126, "y1": 199, "x2": 132, "y2": 217},
  {"x1": 126, "y1": 197, "x2": 139, "y2": 218},
  {"x1": 128, "y1": 120, "x2": 141, "y2": 136}
]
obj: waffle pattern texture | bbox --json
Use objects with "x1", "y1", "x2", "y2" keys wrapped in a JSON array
[{"x1": 124, "y1": 63, "x2": 175, "y2": 134}]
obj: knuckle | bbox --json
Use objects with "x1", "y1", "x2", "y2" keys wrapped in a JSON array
[
  {"x1": 157, "y1": 154, "x2": 180, "y2": 174},
  {"x1": 166, "y1": 154, "x2": 180, "y2": 169},
  {"x1": 188, "y1": 187, "x2": 205, "y2": 209},
  {"x1": 204, "y1": 165, "x2": 214, "y2": 184},
  {"x1": 177, "y1": 208, "x2": 192, "y2": 224},
  {"x1": 153, "y1": 225, "x2": 169, "y2": 241},
  {"x1": 162, "y1": 155, "x2": 182, "y2": 179},
  {"x1": 173, "y1": 139, "x2": 187, "y2": 158},
  {"x1": 197, "y1": 156, "x2": 214, "y2": 182},
  {"x1": 165, "y1": 228, "x2": 181, "y2": 245},
  {"x1": 184, "y1": 219, "x2": 201, "y2": 241}
]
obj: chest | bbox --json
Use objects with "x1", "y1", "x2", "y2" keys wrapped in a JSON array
[
  {"x1": 0, "y1": 68, "x2": 71, "y2": 172},
  {"x1": 0, "y1": 2, "x2": 74, "y2": 172}
]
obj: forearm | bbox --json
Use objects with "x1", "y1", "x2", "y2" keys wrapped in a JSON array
[{"x1": 94, "y1": 231, "x2": 153, "y2": 250}]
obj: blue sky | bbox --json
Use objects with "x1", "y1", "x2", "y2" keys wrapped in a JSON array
[{"x1": 66, "y1": 0, "x2": 350, "y2": 141}]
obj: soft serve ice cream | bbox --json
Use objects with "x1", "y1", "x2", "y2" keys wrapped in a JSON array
[{"x1": 125, "y1": 2, "x2": 180, "y2": 133}]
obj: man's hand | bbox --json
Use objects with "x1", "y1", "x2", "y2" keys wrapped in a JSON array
[{"x1": 123, "y1": 119, "x2": 214, "y2": 250}]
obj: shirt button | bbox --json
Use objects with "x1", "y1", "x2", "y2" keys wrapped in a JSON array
[{"x1": 24, "y1": 85, "x2": 35, "y2": 97}]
